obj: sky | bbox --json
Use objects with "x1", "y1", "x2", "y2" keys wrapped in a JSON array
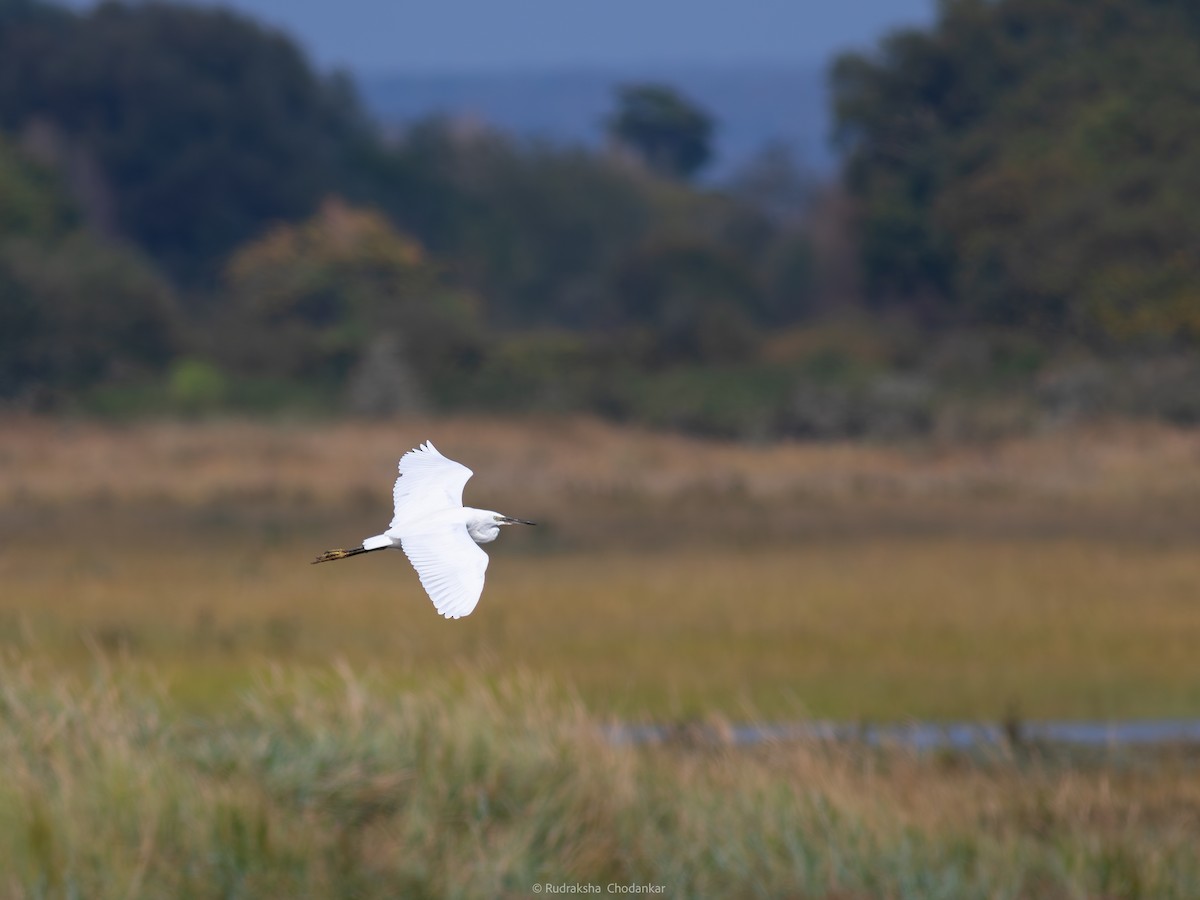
[{"x1": 65, "y1": 0, "x2": 935, "y2": 73}]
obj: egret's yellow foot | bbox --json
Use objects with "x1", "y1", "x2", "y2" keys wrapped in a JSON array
[{"x1": 312, "y1": 549, "x2": 351, "y2": 564}]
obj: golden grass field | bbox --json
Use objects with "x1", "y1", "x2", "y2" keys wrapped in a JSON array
[
  {"x1": 4, "y1": 415, "x2": 1200, "y2": 896},
  {"x1": 3, "y1": 414, "x2": 1200, "y2": 720}
]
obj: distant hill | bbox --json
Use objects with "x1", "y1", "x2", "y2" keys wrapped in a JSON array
[{"x1": 356, "y1": 63, "x2": 835, "y2": 179}]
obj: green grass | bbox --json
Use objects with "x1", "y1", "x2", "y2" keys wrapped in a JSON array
[{"x1": 3, "y1": 660, "x2": 1200, "y2": 899}]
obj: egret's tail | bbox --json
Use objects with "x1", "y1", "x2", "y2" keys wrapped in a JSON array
[{"x1": 311, "y1": 547, "x2": 371, "y2": 564}]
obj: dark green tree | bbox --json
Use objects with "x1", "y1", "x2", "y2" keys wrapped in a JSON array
[
  {"x1": 1, "y1": 233, "x2": 178, "y2": 392},
  {"x1": 0, "y1": 0, "x2": 371, "y2": 285},
  {"x1": 217, "y1": 199, "x2": 480, "y2": 392},
  {"x1": 833, "y1": 0, "x2": 1200, "y2": 342},
  {"x1": 364, "y1": 120, "x2": 658, "y2": 329},
  {"x1": 0, "y1": 134, "x2": 75, "y2": 240},
  {"x1": 0, "y1": 135, "x2": 179, "y2": 399},
  {"x1": 611, "y1": 237, "x2": 761, "y2": 364},
  {"x1": 607, "y1": 84, "x2": 714, "y2": 180}
]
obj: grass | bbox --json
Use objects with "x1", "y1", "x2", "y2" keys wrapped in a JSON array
[
  {"x1": 3, "y1": 660, "x2": 1200, "y2": 899},
  {"x1": 4, "y1": 414, "x2": 1200, "y2": 895},
  {"x1": 7, "y1": 414, "x2": 1200, "y2": 512},
  {"x1": 5, "y1": 525, "x2": 1200, "y2": 721}
]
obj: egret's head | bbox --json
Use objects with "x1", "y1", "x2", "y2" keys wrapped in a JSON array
[{"x1": 467, "y1": 511, "x2": 536, "y2": 544}]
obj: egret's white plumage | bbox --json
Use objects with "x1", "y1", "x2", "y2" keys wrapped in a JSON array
[
  {"x1": 390, "y1": 442, "x2": 474, "y2": 530},
  {"x1": 312, "y1": 441, "x2": 534, "y2": 619}
]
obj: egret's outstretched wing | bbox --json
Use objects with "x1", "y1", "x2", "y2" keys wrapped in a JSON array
[
  {"x1": 390, "y1": 441, "x2": 473, "y2": 529},
  {"x1": 400, "y1": 525, "x2": 489, "y2": 619}
]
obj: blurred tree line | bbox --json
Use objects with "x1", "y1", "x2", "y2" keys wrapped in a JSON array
[
  {"x1": 1, "y1": 0, "x2": 1198, "y2": 436},
  {"x1": 833, "y1": 0, "x2": 1200, "y2": 344}
]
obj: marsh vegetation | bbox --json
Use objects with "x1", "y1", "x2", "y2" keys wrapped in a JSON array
[{"x1": 2, "y1": 417, "x2": 1199, "y2": 896}]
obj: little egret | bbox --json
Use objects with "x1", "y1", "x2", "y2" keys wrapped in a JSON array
[{"x1": 312, "y1": 441, "x2": 535, "y2": 618}]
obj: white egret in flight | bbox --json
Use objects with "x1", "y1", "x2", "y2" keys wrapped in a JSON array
[{"x1": 312, "y1": 441, "x2": 535, "y2": 618}]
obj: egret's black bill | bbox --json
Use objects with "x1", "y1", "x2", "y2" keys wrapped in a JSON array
[{"x1": 500, "y1": 516, "x2": 537, "y2": 526}]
